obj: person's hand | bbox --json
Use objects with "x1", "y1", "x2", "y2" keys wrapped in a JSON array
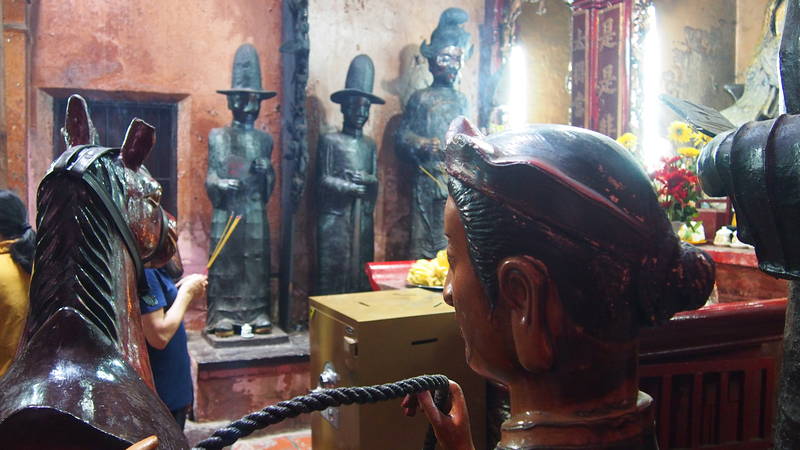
[
  {"x1": 176, "y1": 274, "x2": 208, "y2": 300},
  {"x1": 401, "y1": 381, "x2": 474, "y2": 450},
  {"x1": 349, "y1": 171, "x2": 366, "y2": 185},
  {"x1": 251, "y1": 158, "x2": 269, "y2": 174},
  {"x1": 424, "y1": 137, "x2": 443, "y2": 154},
  {"x1": 219, "y1": 178, "x2": 241, "y2": 192},
  {"x1": 352, "y1": 183, "x2": 368, "y2": 197}
]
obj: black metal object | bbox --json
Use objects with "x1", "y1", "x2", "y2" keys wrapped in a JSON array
[
  {"x1": 278, "y1": 0, "x2": 310, "y2": 331},
  {"x1": 193, "y1": 374, "x2": 450, "y2": 450},
  {"x1": 695, "y1": 2, "x2": 800, "y2": 446},
  {"x1": 775, "y1": 2, "x2": 800, "y2": 446}
]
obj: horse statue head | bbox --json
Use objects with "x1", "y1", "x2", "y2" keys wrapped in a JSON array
[{"x1": 0, "y1": 95, "x2": 186, "y2": 449}]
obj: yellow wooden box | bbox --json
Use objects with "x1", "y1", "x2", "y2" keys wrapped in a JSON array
[{"x1": 309, "y1": 288, "x2": 486, "y2": 450}]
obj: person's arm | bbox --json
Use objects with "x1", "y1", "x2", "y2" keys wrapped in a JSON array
[{"x1": 141, "y1": 273, "x2": 206, "y2": 350}]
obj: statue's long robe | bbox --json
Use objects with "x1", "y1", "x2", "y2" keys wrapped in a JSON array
[
  {"x1": 316, "y1": 132, "x2": 376, "y2": 294},
  {"x1": 206, "y1": 126, "x2": 274, "y2": 330},
  {"x1": 396, "y1": 86, "x2": 468, "y2": 259}
]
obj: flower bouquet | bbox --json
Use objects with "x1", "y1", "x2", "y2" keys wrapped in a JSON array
[{"x1": 617, "y1": 121, "x2": 711, "y2": 243}]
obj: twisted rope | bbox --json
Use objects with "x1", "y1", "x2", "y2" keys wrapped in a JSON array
[{"x1": 193, "y1": 374, "x2": 450, "y2": 450}]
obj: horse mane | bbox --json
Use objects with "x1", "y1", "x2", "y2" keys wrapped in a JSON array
[{"x1": 28, "y1": 154, "x2": 126, "y2": 343}]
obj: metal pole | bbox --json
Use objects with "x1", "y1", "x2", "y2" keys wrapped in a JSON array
[
  {"x1": 350, "y1": 196, "x2": 362, "y2": 292},
  {"x1": 775, "y1": 2, "x2": 800, "y2": 447},
  {"x1": 775, "y1": 281, "x2": 800, "y2": 448}
]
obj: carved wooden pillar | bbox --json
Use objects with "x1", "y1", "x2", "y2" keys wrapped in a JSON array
[
  {"x1": 0, "y1": 0, "x2": 4, "y2": 189},
  {"x1": 569, "y1": 0, "x2": 632, "y2": 138},
  {"x1": 2, "y1": 0, "x2": 28, "y2": 196}
]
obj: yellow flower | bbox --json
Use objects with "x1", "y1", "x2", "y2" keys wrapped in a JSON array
[
  {"x1": 677, "y1": 146, "x2": 700, "y2": 158},
  {"x1": 668, "y1": 121, "x2": 693, "y2": 144},
  {"x1": 616, "y1": 132, "x2": 638, "y2": 151},
  {"x1": 692, "y1": 131, "x2": 712, "y2": 147}
]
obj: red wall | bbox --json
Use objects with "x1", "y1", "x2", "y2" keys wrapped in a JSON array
[{"x1": 27, "y1": 0, "x2": 283, "y2": 330}]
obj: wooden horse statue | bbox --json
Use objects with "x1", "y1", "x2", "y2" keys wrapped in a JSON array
[{"x1": 0, "y1": 95, "x2": 186, "y2": 449}]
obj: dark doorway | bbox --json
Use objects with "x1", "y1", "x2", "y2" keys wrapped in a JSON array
[{"x1": 53, "y1": 97, "x2": 179, "y2": 216}]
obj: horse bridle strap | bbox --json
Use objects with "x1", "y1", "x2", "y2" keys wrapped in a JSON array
[{"x1": 45, "y1": 145, "x2": 152, "y2": 295}]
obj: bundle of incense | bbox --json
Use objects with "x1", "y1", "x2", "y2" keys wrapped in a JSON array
[{"x1": 207, "y1": 214, "x2": 242, "y2": 269}]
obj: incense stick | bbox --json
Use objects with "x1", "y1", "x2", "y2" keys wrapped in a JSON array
[
  {"x1": 207, "y1": 215, "x2": 240, "y2": 270},
  {"x1": 207, "y1": 215, "x2": 242, "y2": 269},
  {"x1": 211, "y1": 213, "x2": 235, "y2": 257},
  {"x1": 418, "y1": 165, "x2": 447, "y2": 192},
  {"x1": 207, "y1": 212, "x2": 234, "y2": 267}
]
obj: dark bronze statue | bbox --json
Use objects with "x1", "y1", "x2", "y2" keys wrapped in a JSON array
[
  {"x1": 403, "y1": 117, "x2": 715, "y2": 449},
  {"x1": 206, "y1": 44, "x2": 277, "y2": 337},
  {"x1": 698, "y1": 117, "x2": 800, "y2": 450},
  {"x1": 662, "y1": 2, "x2": 800, "y2": 445},
  {"x1": 696, "y1": 4, "x2": 800, "y2": 443},
  {"x1": 396, "y1": 7, "x2": 472, "y2": 259},
  {"x1": 316, "y1": 54, "x2": 384, "y2": 294},
  {"x1": 0, "y1": 95, "x2": 184, "y2": 448}
]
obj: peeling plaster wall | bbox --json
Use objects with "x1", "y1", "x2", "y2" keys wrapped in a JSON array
[
  {"x1": 658, "y1": 0, "x2": 736, "y2": 111},
  {"x1": 298, "y1": 0, "x2": 484, "y2": 305},
  {"x1": 27, "y1": 0, "x2": 283, "y2": 329},
  {"x1": 517, "y1": 0, "x2": 571, "y2": 125},
  {"x1": 735, "y1": 0, "x2": 774, "y2": 83}
]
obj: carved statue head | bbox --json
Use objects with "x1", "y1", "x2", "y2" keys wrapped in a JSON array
[
  {"x1": 331, "y1": 54, "x2": 384, "y2": 130},
  {"x1": 421, "y1": 8, "x2": 473, "y2": 86},
  {"x1": 217, "y1": 44, "x2": 277, "y2": 124},
  {"x1": 443, "y1": 117, "x2": 715, "y2": 383}
]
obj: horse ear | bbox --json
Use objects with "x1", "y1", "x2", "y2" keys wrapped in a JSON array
[
  {"x1": 63, "y1": 95, "x2": 96, "y2": 147},
  {"x1": 121, "y1": 118, "x2": 156, "y2": 171},
  {"x1": 446, "y1": 116, "x2": 482, "y2": 145}
]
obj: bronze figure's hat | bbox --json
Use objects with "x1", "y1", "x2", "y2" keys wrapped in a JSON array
[
  {"x1": 420, "y1": 7, "x2": 473, "y2": 59},
  {"x1": 330, "y1": 54, "x2": 385, "y2": 105},
  {"x1": 217, "y1": 43, "x2": 277, "y2": 100}
]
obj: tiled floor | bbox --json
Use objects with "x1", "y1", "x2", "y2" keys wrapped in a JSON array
[{"x1": 230, "y1": 429, "x2": 311, "y2": 450}]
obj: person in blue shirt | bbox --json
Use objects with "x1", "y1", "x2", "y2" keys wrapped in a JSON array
[{"x1": 140, "y1": 249, "x2": 207, "y2": 430}]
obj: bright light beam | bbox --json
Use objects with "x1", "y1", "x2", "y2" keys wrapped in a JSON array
[
  {"x1": 509, "y1": 44, "x2": 528, "y2": 129},
  {"x1": 641, "y1": 5, "x2": 671, "y2": 171}
]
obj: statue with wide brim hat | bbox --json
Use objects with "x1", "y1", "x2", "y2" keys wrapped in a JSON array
[
  {"x1": 205, "y1": 43, "x2": 277, "y2": 338},
  {"x1": 316, "y1": 54, "x2": 383, "y2": 294},
  {"x1": 331, "y1": 54, "x2": 385, "y2": 105},
  {"x1": 216, "y1": 43, "x2": 277, "y2": 100}
]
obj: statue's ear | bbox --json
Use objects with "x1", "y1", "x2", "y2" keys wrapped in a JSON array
[
  {"x1": 121, "y1": 118, "x2": 156, "y2": 171},
  {"x1": 497, "y1": 256, "x2": 555, "y2": 373},
  {"x1": 63, "y1": 95, "x2": 96, "y2": 147}
]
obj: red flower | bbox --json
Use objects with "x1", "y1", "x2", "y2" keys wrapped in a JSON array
[{"x1": 651, "y1": 154, "x2": 702, "y2": 222}]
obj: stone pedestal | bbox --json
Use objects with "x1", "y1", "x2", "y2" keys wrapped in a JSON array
[
  {"x1": 203, "y1": 327, "x2": 290, "y2": 348},
  {"x1": 187, "y1": 330, "x2": 310, "y2": 431}
]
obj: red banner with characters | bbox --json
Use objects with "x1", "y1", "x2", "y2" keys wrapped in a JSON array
[{"x1": 571, "y1": 9, "x2": 589, "y2": 128}]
